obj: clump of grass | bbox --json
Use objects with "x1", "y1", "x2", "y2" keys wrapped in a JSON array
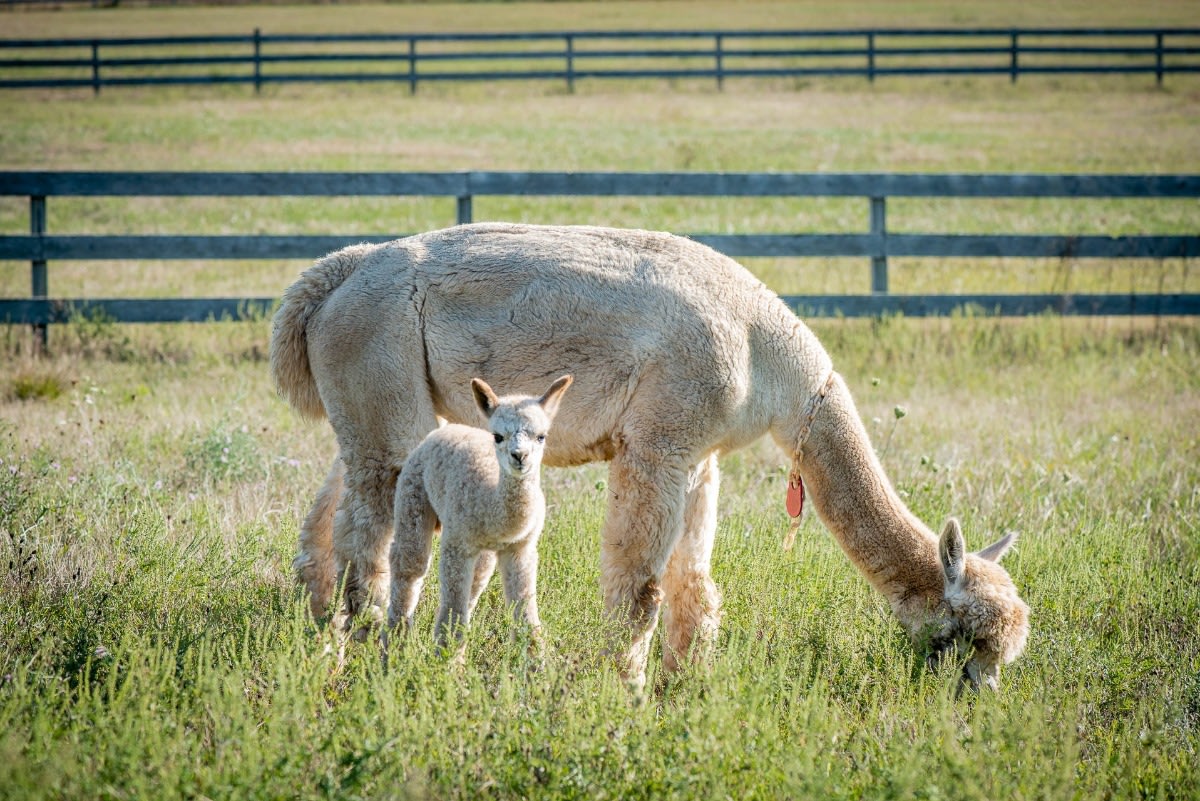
[
  {"x1": 184, "y1": 416, "x2": 264, "y2": 484},
  {"x1": 61, "y1": 308, "x2": 137, "y2": 362},
  {"x1": 7, "y1": 369, "x2": 65, "y2": 402}
]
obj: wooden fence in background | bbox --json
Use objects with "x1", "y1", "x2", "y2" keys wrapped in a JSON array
[
  {"x1": 1, "y1": 28, "x2": 1199, "y2": 93},
  {"x1": 1, "y1": 170, "x2": 1198, "y2": 345}
]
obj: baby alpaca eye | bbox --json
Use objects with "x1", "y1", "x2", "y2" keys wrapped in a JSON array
[
  {"x1": 536, "y1": 434, "x2": 546, "y2": 444},
  {"x1": 494, "y1": 433, "x2": 504, "y2": 444}
]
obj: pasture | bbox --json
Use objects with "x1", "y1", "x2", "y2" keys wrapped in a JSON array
[{"x1": 2, "y1": 2, "x2": 1199, "y2": 799}]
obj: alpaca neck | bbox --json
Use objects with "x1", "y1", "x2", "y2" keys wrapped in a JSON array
[
  {"x1": 497, "y1": 470, "x2": 542, "y2": 522},
  {"x1": 794, "y1": 374, "x2": 944, "y2": 633}
]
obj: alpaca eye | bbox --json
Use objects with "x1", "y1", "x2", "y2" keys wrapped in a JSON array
[
  {"x1": 536, "y1": 434, "x2": 546, "y2": 444},
  {"x1": 494, "y1": 433, "x2": 504, "y2": 444}
]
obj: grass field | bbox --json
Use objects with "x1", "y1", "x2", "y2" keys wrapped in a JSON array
[{"x1": 2, "y1": 2, "x2": 1200, "y2": 799}]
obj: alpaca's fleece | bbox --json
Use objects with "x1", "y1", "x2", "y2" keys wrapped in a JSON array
[
  {"x1": 271, "y1": 223, "x2": 1030, "y2": 690},
  {"x1": 948, "y1": 555, "x2": 1031, "y2": 667}
]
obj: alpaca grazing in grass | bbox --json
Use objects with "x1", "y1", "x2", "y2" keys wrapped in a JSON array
[
  {"x1": 271, "y1": 222, "x2": 1029, "y2": 691},
  {"x1": 389, "y1": 375, "x2": 572, "y2": 655}
]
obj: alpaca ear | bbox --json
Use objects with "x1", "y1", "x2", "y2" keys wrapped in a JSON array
[
  {"x1": 975, "y1": 530, "x2": 1018, "y2": 563},
  {"x1": 538, "y1": 374, "x2": 573, "y2": 419},
  {"x1": 939, "y1": 518, "x2": 966, "y2": 585},
  {"x1": 471, "y1": 378, "x2": 500, "y2": 419}
]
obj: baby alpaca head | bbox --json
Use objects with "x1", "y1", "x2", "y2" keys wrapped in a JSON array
[
  {"x1": 471, "y1": 375, "x2": 573, "y2": 478},
  {"x1": 930, "y1": 518, "x2": 1030, "y2": 692}
]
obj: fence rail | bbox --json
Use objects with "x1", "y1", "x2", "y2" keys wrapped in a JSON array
[
  {"x1": 2, "y1": 27, "x2": 1199, "y2": 92},
  {"x1": 1, "y1": 170, "x2": 1198, "y2": 341}
]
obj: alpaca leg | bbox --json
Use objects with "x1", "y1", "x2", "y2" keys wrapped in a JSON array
[
  {"x1": 467, "y1": 550, "x2": 499, "y2": 618},
  {"x1": 294, "y1": 456, "x2": 344, "y2": 621},
  {"x1": 333, "y1": 453, "x2": 398, "y2": 639},
  {"x1": 600, "y1": 447, "x2": 689, "y2": 690},
  {"x1": 434, "y1": 541, "x2": 478, "y2": 656},
  {"x1": 388, "y1": 472, "x2": 438, "y2": 632},
  {"x1": 499, "y1": 537, "x2": 542, "y2": 636},
  {"x1": 661, "y1": 452, "x2": 723, "y2": 674}
]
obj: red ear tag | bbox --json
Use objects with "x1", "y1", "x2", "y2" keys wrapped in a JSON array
[{"x1": 786, "y1": 475, "x2": 805, "y2": 518}]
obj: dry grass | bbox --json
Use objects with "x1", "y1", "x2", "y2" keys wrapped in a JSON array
[{"x1": 4, "y1": 1, "x2": 1200, "y2": 38}]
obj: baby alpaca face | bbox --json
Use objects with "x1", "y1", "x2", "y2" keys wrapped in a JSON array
[
  {"x1": 471, "y1": 375, "x2": 574, "y2": 479},
  {"x1": 489, "y1": 403, "x2": 552, "y2": 478}
]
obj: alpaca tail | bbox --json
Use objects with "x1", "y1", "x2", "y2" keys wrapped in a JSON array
[{"x1": 269, "y1": 244, "x2": 375, "y2": 420}]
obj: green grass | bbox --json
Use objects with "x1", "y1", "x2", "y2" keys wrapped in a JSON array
[
  {"x1": 1, "y1": 2, "x2": 1199, "y2": 799},
  {"x1": 1, "y1": 317, "x2": 1197, "y2": 800}
]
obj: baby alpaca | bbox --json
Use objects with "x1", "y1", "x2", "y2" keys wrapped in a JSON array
[{"x1": 388, "y1": 375, "x2": 573, "y2": 655}]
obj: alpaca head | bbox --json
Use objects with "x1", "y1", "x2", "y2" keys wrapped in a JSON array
[
  {"x1": 472, "y1": 375, "x2": 573, "y2": 478},
  {"x1": 929, "y1": 518, "x2": 1029, "y2": 691}
]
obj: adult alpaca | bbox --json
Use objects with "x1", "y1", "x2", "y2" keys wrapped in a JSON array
[{"x1": 270, "y1": 223, "x2": 1029, "y2": 690}]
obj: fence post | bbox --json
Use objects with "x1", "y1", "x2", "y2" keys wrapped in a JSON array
[
  {"x1": 867, "y1": 32, "x2": 875, "y2": 82},
  {"x1": 253, "y1": 28, "x2": 262, "y2": 94},
  {"x1": 870, "y1": 195, "x2": 888, "y2": 294},
  {"x1": 1009, "y1": 31, "x2": 1019, "y2": 83},
  {"x1": 30, "y1": 195, "x2": 48, "y2": 353},
  {"x1": 91, "y1": 41, "x2": 101, "y2": 95},
  {"x1": 565, "y1": 34, "x2": 575, "y2": 93},
  {"x1": 408, "y1": 37, "x2": 417, "y2": 95},
  {"x1": 715, "y1": 34, "x2": 724, "y2": 90},
  {"x1": 1156, "y1": 32, "x2": 1164, "y2": 86},
  {"x1": 456, "y1": 194, "x2": 473, "y2": 226}
]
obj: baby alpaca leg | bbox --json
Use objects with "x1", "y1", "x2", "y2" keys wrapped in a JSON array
[
  {"x1": 661, "y1": 452, "x2": 722, "y2": 673},
  {"x1": 434, "y1": 540, "x2": 479, "y2": 656},
  {"x1": 468, "y1": 550, "x2": 499, "y2": 618},
  {"x1": 499, "y1": 536, "x2": 542, "y2": 635}
]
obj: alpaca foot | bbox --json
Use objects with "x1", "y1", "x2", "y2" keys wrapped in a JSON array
[
  {"x1": 345, "y1": 602, "x2": 386, "y2": 643},
  {"x1": 518, "y1": 624, "x2": 547, "y2": 673}
]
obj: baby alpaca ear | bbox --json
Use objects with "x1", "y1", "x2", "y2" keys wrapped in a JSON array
[
  {"x1": 939, "y1": 518, "x2": 966, "y2": 586},
  {"x1": 538, "y1": 374, "x2": 573, "y2": 419},
  {"x1": 471, "y1": 378, "x2": 500, "y2": 419}
]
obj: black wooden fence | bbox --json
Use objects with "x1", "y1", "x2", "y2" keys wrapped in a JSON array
[
  {"x1": 2, "y1": 28, "x2": 1199, "y2": 93},
  {"x1": 2, "y1": 171, "x2": 1198, "y2": 341}
]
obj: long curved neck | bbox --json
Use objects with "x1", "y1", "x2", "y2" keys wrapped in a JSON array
[{"x1": 793, "y1": 374, "x2": 944, "y2": 633}]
